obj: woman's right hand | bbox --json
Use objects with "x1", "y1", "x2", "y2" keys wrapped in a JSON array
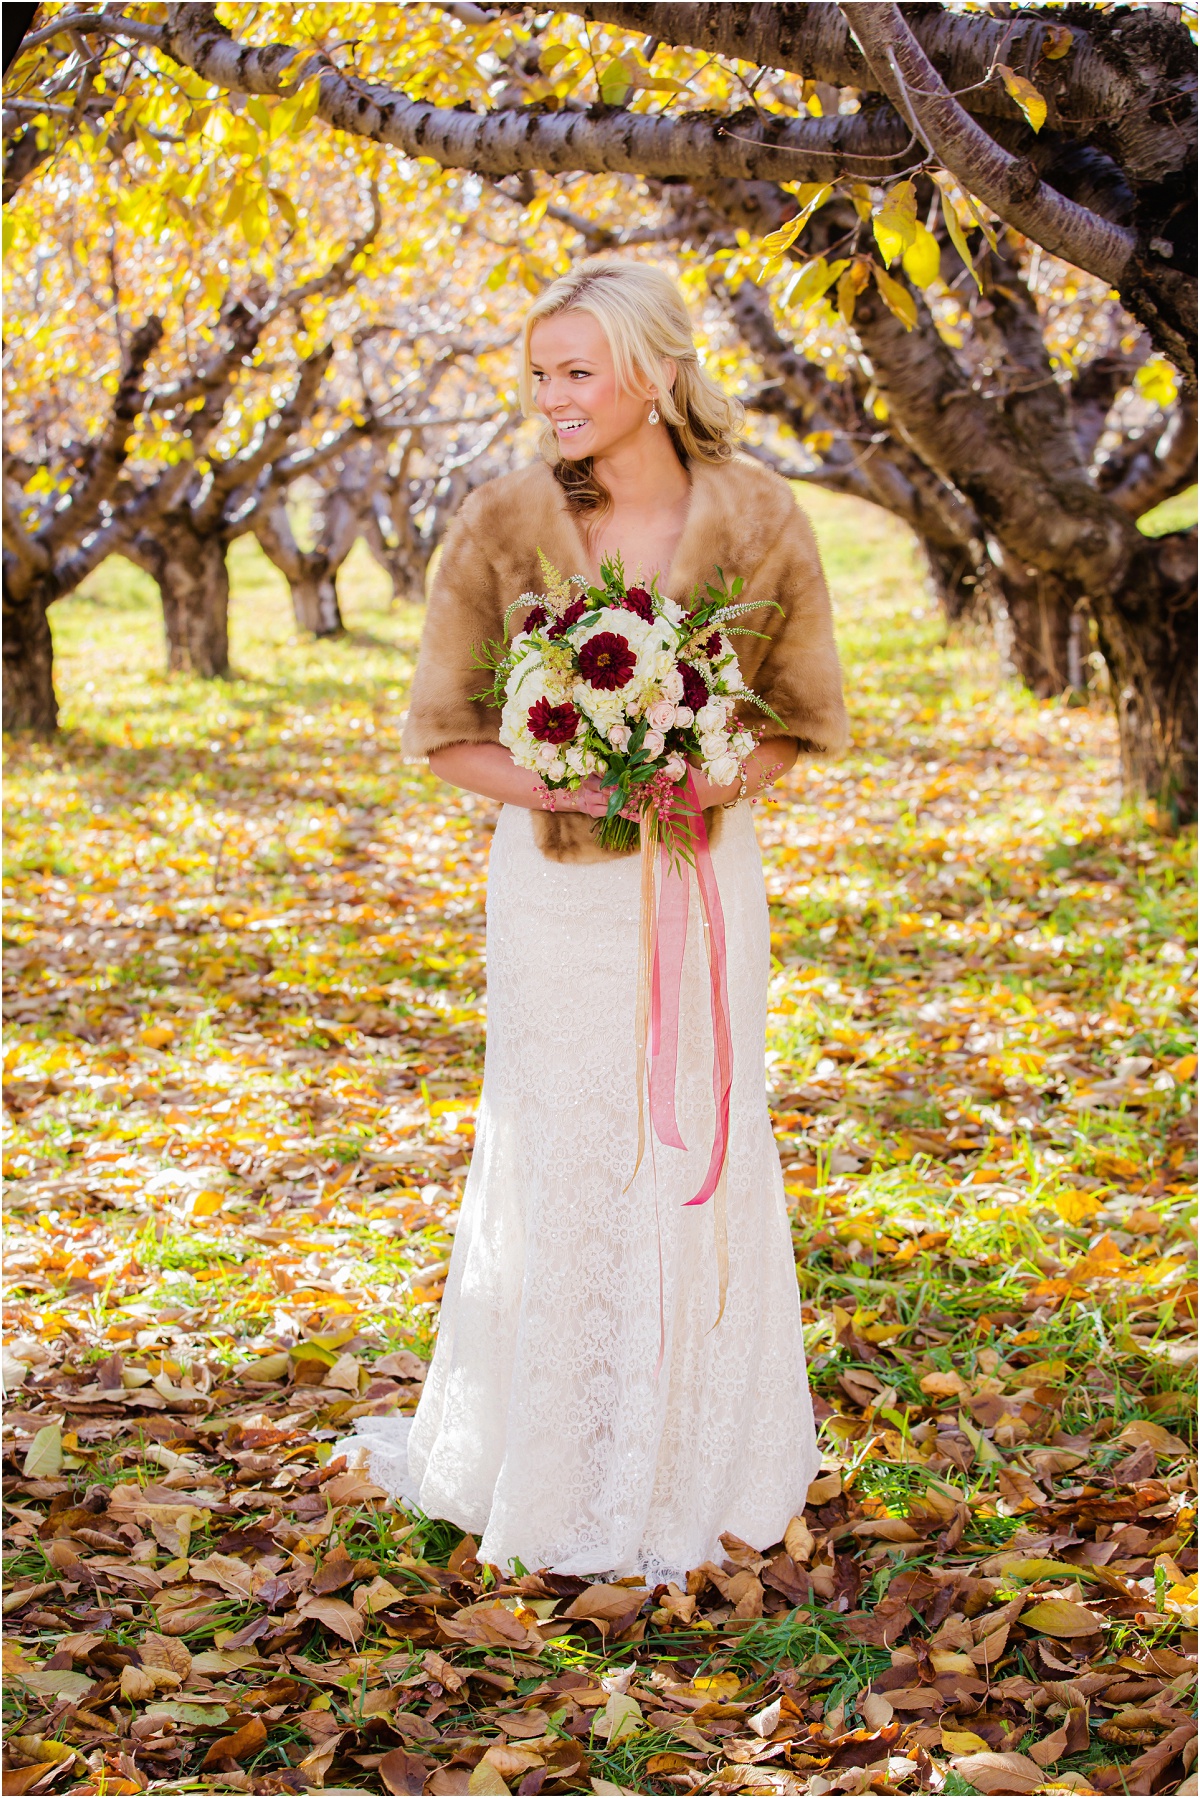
[{"x1": 561, "y1": 774, "x2": 612, "y2": 818}]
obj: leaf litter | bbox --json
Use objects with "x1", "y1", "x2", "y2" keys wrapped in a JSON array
[{"x1": 3, "y1": 502, "x2": 1196, "y2": 1795}]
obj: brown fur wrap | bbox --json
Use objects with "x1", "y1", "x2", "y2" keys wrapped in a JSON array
[{"x1": 401, "y1": 456, "x2": 848, "y2": 864}]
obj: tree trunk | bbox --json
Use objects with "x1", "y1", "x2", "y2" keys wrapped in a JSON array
[
  {"x1": 998, "y1": 567, "x2": 1080, "y2": 699},
  {"x1": 290, "y1": 559, "x2": 344, "y2": 637},
  {"x1": 1093, "y1": 532, "x2": 1197, "y2": 827},
  {"x1": 2, "y1": 574, "x2": 58, "y2": 731},
  {"x1": 133, "y1": 521, "x2": 230, "y2": 677}
]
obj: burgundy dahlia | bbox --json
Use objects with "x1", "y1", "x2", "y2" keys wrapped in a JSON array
[
  {"x1": 702, "y1": 631, "x2": 721, "y2": 657},
  {"x1": 546, "y1": 598, "x2": 587, "y2": 640},
  {"x1": 527, "y1": 697, "x2": 580, "y2": 744},
  {"x1": 578, "y1": 631, "x2": 636, "y2": 691},
  {"x1": 523, "y1": 604, "x2": 548, "y2": 632},
  {"x1": 622, "y1": 586, "x2": 654, "y2": 623},
  {"x1": 678, "y1": 661, "x2": 709, "y2": 712}
]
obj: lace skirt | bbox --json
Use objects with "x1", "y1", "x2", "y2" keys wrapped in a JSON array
[{"x1": 347, "y1": 801, "x2": 818, "y2": 1586}]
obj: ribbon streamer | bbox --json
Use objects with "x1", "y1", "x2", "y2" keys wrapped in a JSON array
[{"x1": 627, "y1": 774, "x2": 734, "y2": 1355}]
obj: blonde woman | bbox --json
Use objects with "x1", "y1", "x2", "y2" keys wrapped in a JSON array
[{"x1": 350, "y1": 261, "x2": 847, "y2": 1585}]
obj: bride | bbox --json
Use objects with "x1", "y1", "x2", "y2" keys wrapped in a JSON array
[{"x1": 347, "y1": 259, "x2": 847, "y2": 1586}]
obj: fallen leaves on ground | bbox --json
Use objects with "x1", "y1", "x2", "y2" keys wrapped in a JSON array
[{"x1": 3, "y1": 501, "x2": 1196, "y2": 1794}]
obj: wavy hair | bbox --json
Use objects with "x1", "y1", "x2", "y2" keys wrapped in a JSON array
[{"x1": 519, "y1": 258, "x2": 743, "y2": 522}]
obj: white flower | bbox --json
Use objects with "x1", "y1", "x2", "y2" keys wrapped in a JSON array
[
  {"x1": 647, "y1": 699, "x2": 676, "y2": 731},
  {"x1": 707, "y1": 754, "x2": 738, "y2": 786},
  {"x1": 643, "y1": 729, "x2": 665, "y2": 758},
  {"x1": 699, "y1": 733, "x2": 728, "y2": 763},
  {"x1": 674, "y1": 705, "x2": 694, "y2": 728},
  {"x1": 661, "y1": 597, "x2": 685, "y2": 625},
  {"x1": 722, "y1": 660, "x2": 745, "y2": 692},
  {"x1": 564, "y1": 745, "x2": 587, "y2": 775},
  {"x1": 608, "y1": 723, "x2": 632, "y2": 750},
  {"x1": 575, "y1": 682, "x2": 625, "y2": 731},
  {"x1": 662, "y1": 666, "x2": 684, "y2": 703},
  {"x1": 695, "y1": 700, "x2": 731, "y2": 733},
  {"x1": 664, "y1": 753, "x2": 686, "y2": 781},
  {"x1": 545, "y1": 756, "x2": 566, "y2": 780},
  {"x1": 535, "y1": 741, "x2": 559, "y2": 768}
]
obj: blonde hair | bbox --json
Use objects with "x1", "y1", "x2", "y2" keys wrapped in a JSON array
[{"x1": 519, "y1": 258, "x2": 743, "y2": 520}]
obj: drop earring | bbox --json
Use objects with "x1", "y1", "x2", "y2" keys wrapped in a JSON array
[{"x1": 648, "y1": 398, "x2": 660, "y2": 425}]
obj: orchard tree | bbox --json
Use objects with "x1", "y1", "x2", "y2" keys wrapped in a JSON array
[
  {"x1": 5, "y1": 2, "x2": 1196, "y2": 820},
  {"x1": 2, "y1": 44, "x2": 525, "y2": 722}
]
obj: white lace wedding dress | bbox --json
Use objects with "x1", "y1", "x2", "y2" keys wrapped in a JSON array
[{"x1": 338, "y1": 800, "x2": 818, "y2": 1586}]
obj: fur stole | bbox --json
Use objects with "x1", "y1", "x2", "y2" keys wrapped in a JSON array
[{"x1": 401, "y1": 456, "x2": 848, "y2": 864}]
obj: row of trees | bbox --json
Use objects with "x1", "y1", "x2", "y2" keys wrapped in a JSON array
[{"x1": 4, "y1": 2, "x2": 1196, "y2": 821}]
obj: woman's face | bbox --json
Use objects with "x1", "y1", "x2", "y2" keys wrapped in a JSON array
[{"x1": 529, "y1": 309, "x2": 665, "y2": 461}]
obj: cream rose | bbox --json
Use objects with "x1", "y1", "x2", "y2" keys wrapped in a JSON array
[
  {"x1": 643, "y1": 729, "x2": 666, "y2": 758},
  {"x1": 646, "y1": 699, "x2": 676, "y2": 731}
]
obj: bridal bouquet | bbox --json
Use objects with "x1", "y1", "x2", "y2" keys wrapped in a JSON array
[{"x1": 478, "y1": 551, "x2": 782, "y2": 856}]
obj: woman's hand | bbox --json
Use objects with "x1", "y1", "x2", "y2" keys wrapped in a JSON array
[
  {"x1": 562, "y1": 774, "x2": 612, "y2": 818},
  {"x1": 688, "y1": 737, "x2": 800, "y2": 809}
]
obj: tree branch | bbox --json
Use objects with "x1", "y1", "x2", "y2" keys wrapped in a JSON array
[
  {"x1": 151, "y1": 3, "x2": 911, "y2": 184},
  {"x1": 198, "y1": 344, "x2": 333, "y2": 525},
  {"x1": 565, "y1": 2, "x2": 1195, "y2": 184},
  {"x1": 42, "y1": 315, "x2": 163, "y2": 554},
  {"x1": 843, "y1": 3, "x2": 1135, "y2": 289}
]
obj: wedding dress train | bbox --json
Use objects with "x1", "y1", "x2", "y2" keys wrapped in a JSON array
[{"x1": 337, "y1": 800, "x2": 818, "y2": 1586}]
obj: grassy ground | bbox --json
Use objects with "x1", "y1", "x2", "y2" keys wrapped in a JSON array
[{"x1": 3, "y1": 490, "x2": 1196, "y2": 1798}]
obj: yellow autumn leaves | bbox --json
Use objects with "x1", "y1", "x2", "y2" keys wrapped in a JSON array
[{"x1": 754, "y1": 174, "x2": 994, "y2": 334}]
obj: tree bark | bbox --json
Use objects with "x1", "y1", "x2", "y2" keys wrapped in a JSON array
[
  {"x1": 2, "y1": 573, "x2": 57, "y2": 731},
  {"x1": 287, "y1": 561, "x2": 344, "y2": 637},
  {"x1": 131, "y1": 520, "x2": 231, "y2": 678},
  {"x1": 997, "y1": 566, "x2": 1080, "y2": 700},
  {"x1": 1091, "y1": 531, "x2": 1197, "y2": 827}
]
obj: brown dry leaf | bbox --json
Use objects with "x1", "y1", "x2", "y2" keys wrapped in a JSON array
[
  {"x1": 783, "y1": 1514, "x2": 816, "y2": 1563},
  {"x1": 296, "y1": 1592, "x2": 365, "y2": 1642},
  {"x1": 950, "y1": 1750, "x2": 1047, "y2": 1793},
  {"x1": 200, "y1": 1715, "x2": 268, "y2": 1770},
  {"x1": 421, "y1": 1649, "x2": 467, "y2": 1693},
  {"x1": 296, "y1": 1734, "x2": 344, "y2": 1785},
  {"x1": 2, "y1": 1766, "x2": 66, "y2": 1795},
  {"x1": 465, "y1": 1765, "x2": 509, "y2": 1796},
  {"x1": 852, "y1": 1517, "x2": 920, "y2": 1541},
  {"x1": 322, "y1": 1471, "x2": 388, "y2": 1504},
  {"x1": 138, "y1": 1632, "x2": 192, "y2": 1678},
  {"x1": 920, "y1": 1370, "x2": 968, "y2": 1398},
  {"x1": 1028, "y1": 1720, "x2": 1071, "y2": 1766},
  {"x1": 861, "y1": 1692, "x2": 894, "y2": 1730},
  {"x1": 1117, "y1": 1418, "x2": 1188, "y2": 1457},
  {"x1": 188, "y1": 1551, "x2": 255, "y2": 1599},
  {"x1": 313, "y1": 1541, "x2": 356, "y2": 1593},
  {"x1": 805, "y1": 1470, "x2": 841, "y2": 1505},
  {"x1": 479, "y1": 1741, "x2": 545, "y2": 1778},
  {"x1": 379, "y1": 1747, "x2": 433, "y2": 1795},
  {"x1": 439, "y1": 1600, "x2": 545, "y2": 1655}
]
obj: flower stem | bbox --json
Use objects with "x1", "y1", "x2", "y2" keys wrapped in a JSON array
[{"x1": 592, "y1": 814, "x2": 640, "y2": 853}]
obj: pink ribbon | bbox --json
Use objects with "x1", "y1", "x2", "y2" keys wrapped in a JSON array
[{"x1": 630, "y1": 775, "x2": 735, "y2": 1349}]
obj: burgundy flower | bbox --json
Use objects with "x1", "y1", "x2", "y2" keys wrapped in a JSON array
[
  {"x1": 578, "y1": 631, "x2": 636, "y2": 691},
  {"x1": 526, "y1": 697, "x2": 580, "y2": 744},
  {"x1": 678, "y1": 661, "x2": 709, "y2": 713},
  {"x1": 546, "y1": 598, "x2": 587, "y2": 640},
  {"x1": 702, "y1": 631, "x2": 721, "y2": 657},
  {"x1": 622, "y1": 586, "x2": 654, "y2": 623},
  {"x1": 522, "y1": 604, "x2": 548, "y2": 632}
]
